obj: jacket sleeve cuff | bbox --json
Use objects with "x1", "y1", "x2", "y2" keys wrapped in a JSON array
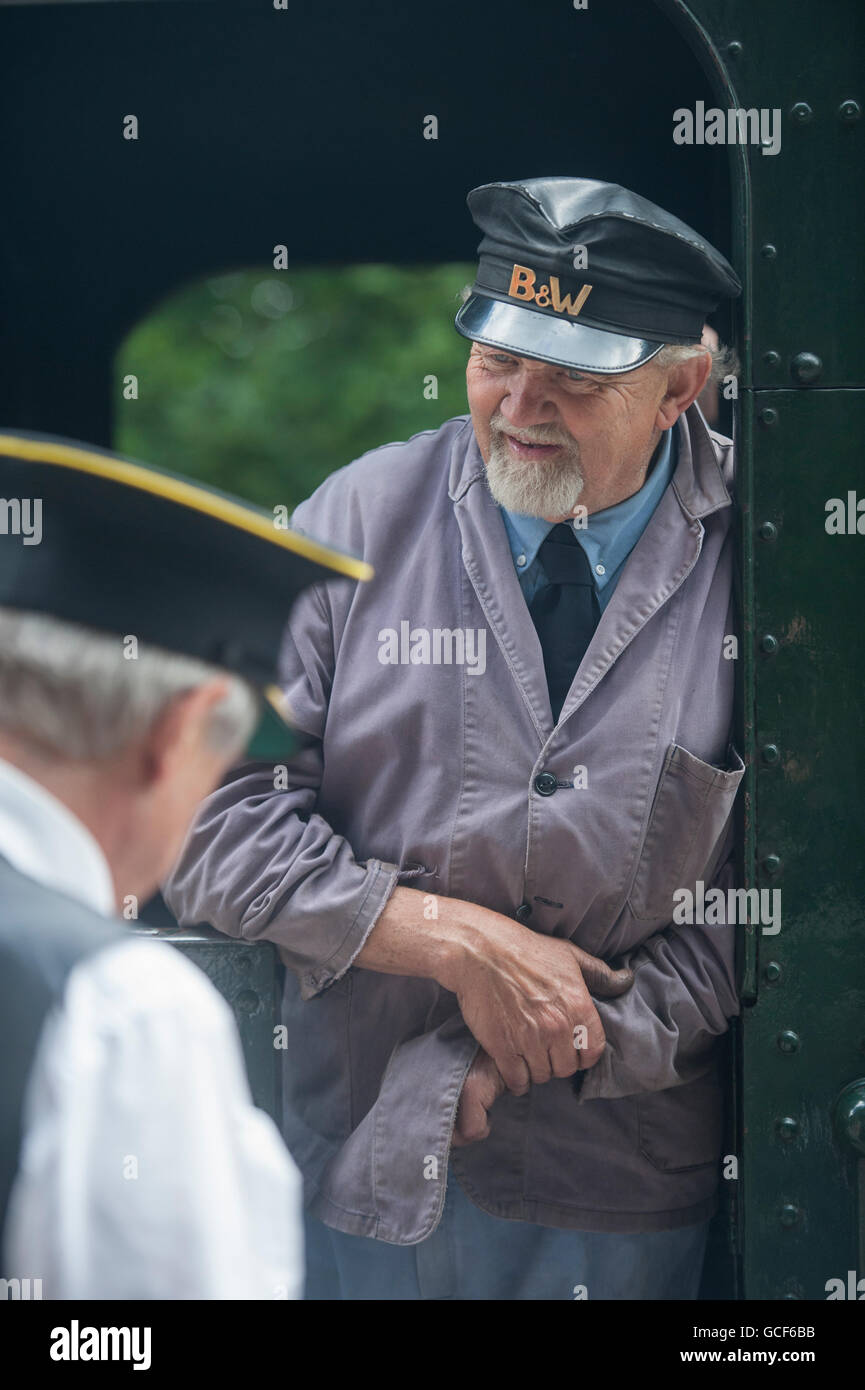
[{"x1": 297, "y1": 858, "x2": 401, "y2": 1000}]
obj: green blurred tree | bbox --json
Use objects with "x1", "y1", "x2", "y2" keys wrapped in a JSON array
[{"x1": 115, "y1": 264, "x2": 476, "y2": 510}]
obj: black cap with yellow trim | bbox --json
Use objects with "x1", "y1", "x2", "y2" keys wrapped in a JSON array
[{"x1": 0, "y1": 431, "x2": 371, "y2": 759}]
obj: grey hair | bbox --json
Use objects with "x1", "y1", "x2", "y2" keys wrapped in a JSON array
[
  {"x1": 653, "y1": 340, "x2": 739, "y2": 388},
  {"x1": 0, "y1": 608, "x2": 259, "y2": 761}
]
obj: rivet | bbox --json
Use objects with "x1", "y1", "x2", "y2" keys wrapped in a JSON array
[
  {"x1": 838, "y1": 99, "x2": 861, "y2": 124},
  {"x1": 760, "y1": 243, "x2": 777, "y2": 260},
  {"x1": 760, "y1": 634, "x2": 779, "y2": 653},
  {"x1": 791, "y1": 351, "x2": 823, "y2": 383},
  {"x1": 764, "y1": 960, "x2": 782, "y2": 983},
  {"x1": 758, "y1": 521, "x2": 778, "y2": 540},
  {"x1": 778, "y1": 1029, "x2": 800, "y2": 1054},
  {"x1": 763, "y1": 853, "x2": 782, "y2": 875},
  {"x1": 777, "y1": 1117, "x2": 799, "y2": 1140},
  {"x1": 759, "y1": 407, "x2": 778, "y2": 427},
  {"x1": 763, "y1": 350, "x2": 781, "y2": 367},
  {"x1": 790, "y1": 102, "x2": 813, "y2": 124},
  {"x1": 761, "y1": 742, "x2": 780, "y2": 763},
  {"x1": 235, "y1": 989, "x2": 260, "y2": 1012},
  {"x1": 726, "y1": 40, "x2": 743, "y2": 57},
  {"x1": 779, "y1": 1202, "x2": 800, "y2": 1226}
]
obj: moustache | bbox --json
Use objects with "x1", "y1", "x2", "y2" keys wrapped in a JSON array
[{"x1": 489, "y1": 415, "x2": 576, "y2": 449}]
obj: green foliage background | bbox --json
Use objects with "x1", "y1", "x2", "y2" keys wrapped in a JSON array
[{"x1": 115, "y1": 264, "x2": 476, "y2": 510}]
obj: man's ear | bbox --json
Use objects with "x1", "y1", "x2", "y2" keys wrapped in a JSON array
[
  {"x1": 138, "y1": 679, "x2": 231, "y2": 789},
  {"x1": 655, "y1": 350, "x2": 712, "y2": 430}
]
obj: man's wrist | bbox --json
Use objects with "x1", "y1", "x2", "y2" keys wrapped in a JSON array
[
  {"x1": 433, "y1": 897, "x2": 522, "y2": 995},
  {"x1": 358, "y1": 885, "x2": 519, "y2": 994},
  {"x1": 432, "y1": 901, "x2": 485, "y2": 994}
]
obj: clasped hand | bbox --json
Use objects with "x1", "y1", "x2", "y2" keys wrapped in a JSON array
[{"x1": 449, "y1": 918, "x2": 633, "y2": 1146}]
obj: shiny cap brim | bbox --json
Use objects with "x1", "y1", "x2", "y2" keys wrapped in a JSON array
[{"x1": 455, "y1": 294, "x2": 664, "y2": 374}]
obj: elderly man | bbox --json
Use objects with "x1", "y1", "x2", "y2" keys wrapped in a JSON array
[
  {"x1": 0, "y1": 433, "x2": 366, "y2": 1299},
  {"x1": 165, "y1": 177, "x2": 745, "y2": 1301}
]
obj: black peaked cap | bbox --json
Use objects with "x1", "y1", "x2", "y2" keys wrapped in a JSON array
[
  {"x1": 455, "y1": 176, "x2": 741, "y2": 372},
  {"x1": 0, "y1": 432, "x2": 371, "y2": 758}
]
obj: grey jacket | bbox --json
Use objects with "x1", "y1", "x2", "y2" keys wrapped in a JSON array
[{"x1": 165, "y1": 405, "x2": 744, "y2": 1241}]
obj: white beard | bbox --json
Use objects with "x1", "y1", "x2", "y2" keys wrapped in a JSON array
[{"x1": 483, "y1": 418, "x2": 585, "y2": 519}]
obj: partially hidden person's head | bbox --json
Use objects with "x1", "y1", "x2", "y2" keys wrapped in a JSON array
[
  {"x1": 0, "y1": 606, "x2": 261, "y2": 901},
  {"x1": 456, "y1": 177, "x2": 741, "y2": 519},
  {"x1": 0, "y1": 432, "x2": 370, "y2": 909}
]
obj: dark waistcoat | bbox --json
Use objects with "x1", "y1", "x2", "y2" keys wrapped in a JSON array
[{"x1": 0, "y1": 855, "x2": 122, "y2": 1258}]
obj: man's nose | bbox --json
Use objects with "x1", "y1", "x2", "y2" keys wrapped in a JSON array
[{"x1": 497, "y1": 373, "x2": 559, "y2": 427}]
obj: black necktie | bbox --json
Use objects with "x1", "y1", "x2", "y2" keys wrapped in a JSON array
[{"x1": 529, "y1": 523, "x2": 600, "y2": 721}]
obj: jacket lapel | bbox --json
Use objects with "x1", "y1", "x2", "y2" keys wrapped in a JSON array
[
  {"x1": 450, "y1": 427, "x2": 554, "y2": 740},
  {"x1": 447, "y1": 407, "x2": 732, "y2": 737}
]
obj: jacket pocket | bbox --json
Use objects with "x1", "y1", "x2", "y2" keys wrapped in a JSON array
[
  {"x1": 637, "y1": 1076, "x2": 723, "y2": 1172},
  {"x1": 627, "y1": 743, "x2": 745, "y2": 922}
]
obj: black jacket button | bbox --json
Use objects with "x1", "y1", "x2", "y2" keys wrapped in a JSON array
[
  {"x1": 516, "y1": 901, "x2": 532, "y2": 922},
  {"x1": 534, "y1": 772, "x2": 558, "y2": 797}
]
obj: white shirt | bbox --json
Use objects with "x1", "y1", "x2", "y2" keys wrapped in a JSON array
[{"x1": 0, "y1": 758, "x2": 304, "y2": 1300}]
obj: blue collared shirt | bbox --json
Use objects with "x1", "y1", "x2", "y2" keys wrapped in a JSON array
[{"x1": 500, "y1": 427, "x2": 678, "y2": 612}]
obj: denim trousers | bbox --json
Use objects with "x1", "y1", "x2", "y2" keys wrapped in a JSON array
[{"x1": 304, "y1": 1170, "x2": 710, "y2": 1301}]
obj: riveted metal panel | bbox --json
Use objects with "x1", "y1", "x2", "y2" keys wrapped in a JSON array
[
  {"x1": 662, "y1": 0, "x2": 865, "y2": 388},
  {"x1": 659, "y1": 0, "x2": 865, "y2": 1300},
  {"x1": 741, "y1": 388, "x2": 865, "y2": 1299}
]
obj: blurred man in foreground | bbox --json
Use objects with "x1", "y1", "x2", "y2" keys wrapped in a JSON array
[{"x1": 0, "y1": 431, "x2": 367, "y2": 1299}]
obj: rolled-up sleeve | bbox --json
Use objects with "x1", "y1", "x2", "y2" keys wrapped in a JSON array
[
  {"x1": 163, "y1": 574, "x2": 401, "y2": 1000},
  {"x1": 577, "y1": 855, "x2": 741, "y2": 1102}
]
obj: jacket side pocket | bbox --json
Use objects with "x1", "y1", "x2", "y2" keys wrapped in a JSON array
[
  {"x1": 628, "y1": 743, "x2": 745, "y2": 922},
  {"x1": 637, "y1": 1075, "x2": 724, "y2": 1172}
]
